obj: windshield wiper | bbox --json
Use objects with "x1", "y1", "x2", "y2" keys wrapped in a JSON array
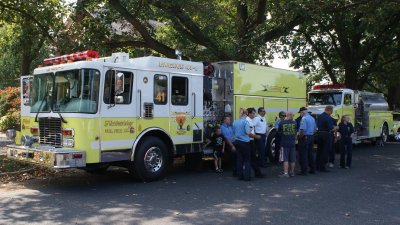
[
  {"x1": 35, "y1": 90, "x2": 48, "y2": 122},
  {"x1": 57, "y1": 112, "x2": 68, "y2": 124}
]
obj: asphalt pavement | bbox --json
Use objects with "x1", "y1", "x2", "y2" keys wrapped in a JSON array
[{"x1": 0, "y1": 143, "x2": 399, "y2": 225}]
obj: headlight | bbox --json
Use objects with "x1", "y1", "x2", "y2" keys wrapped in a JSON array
[{"x1": 21, "y1": 135, "x2": 33, "y2": 147}]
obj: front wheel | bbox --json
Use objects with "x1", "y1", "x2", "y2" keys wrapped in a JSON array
[{"x1": 129, "y1": 137, "x2": 169, "y2": 181}]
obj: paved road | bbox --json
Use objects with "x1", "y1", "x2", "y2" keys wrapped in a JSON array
[{"x1": 1, "y1": 143, "x2": 399, "y2": 225}]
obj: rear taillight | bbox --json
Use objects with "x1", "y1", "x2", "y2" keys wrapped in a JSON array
[{"x1": 72, "y1": 153, "x2": 83, "y2": 159}]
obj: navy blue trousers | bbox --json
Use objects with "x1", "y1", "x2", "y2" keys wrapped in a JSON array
[
  {"x1": 298, "y1": 135, "x2": 315, "y2": 173},
  {"x1": 340, "y1": 138, "x2": 353, "y2": 168},
  {"x1": 316, "y1": 132, "x2": 332, "y2": 171},
  {"x1": 235, "y1": 140, "x2": 251, "y2": 180}
]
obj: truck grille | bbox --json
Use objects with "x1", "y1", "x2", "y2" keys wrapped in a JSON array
[{"x1": 39, "y1": 117, "x2": 62, "y2": 147}]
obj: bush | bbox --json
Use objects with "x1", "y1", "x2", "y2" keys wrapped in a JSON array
[
  {"x1": 0, "y1": 87, "x2": 20, "y2": 131},
  {"x1": 0, "y1": 86, "x2": 20, "y2": 117},
  {"x1": 0, "y1": 112, "x2": 19, "y2": 131}
]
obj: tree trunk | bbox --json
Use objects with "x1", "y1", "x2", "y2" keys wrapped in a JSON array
[
  {"x1": 20, "y1": 51, "x2": 32, "y2": 76},
  {"x1": 387, "y1": 81, "x2": 400, "y2": 111},
  {"x1": 344, "y1": 62, "x2": 361, "y2": 89}
]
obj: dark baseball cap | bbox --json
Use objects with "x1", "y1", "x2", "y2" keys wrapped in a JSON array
[{"x1": 298, "y1": 107, "x2": 308, "y2": 113}]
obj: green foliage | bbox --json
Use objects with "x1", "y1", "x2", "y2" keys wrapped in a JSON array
[
  {"x1": 0, "y1": 110, "x2": 20, "y2": 131},
  {"x1": 285, "y1": 0, "x2": 400, "y2": 88},
  {"x1": 0, "y1": 86, "x2": 20, "y2": 117},
  {"x1": 0, "y1": 0, "x2": 67, "y2": 82},
  {"x1": 0, "y1": 86, "x2": 20, "y2": 131}
]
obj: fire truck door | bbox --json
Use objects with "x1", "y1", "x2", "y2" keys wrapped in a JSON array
[
  {"x1": 136, "y1": 71, "x2": 170, "y2": 134},
  {"x1": 100, "y1": 69, "x2": 137, "y2": 152},
  {"x1": 20, "y1": 76, "x2": 33, "y2": 137},
  {"x1": 169, "y1": 74, "x2": 193, "y2": 144}
]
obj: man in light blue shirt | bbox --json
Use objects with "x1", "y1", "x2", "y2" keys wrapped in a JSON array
[
  {"x1": 233, "y1": 109, "x2": 251, "y2": 181},
  {"x1": 298, "y1": 107, "x2": 317, "y2": 175},
  {"x1": 221, "y1": 116, "x2": 236, "y2": 176}
]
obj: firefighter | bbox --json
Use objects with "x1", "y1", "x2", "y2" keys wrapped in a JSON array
[
  {"x1": 316, "y1": 105, "x2": 338, "y2": 172},
  {"x1": 274, "y1": 111, "x2": 286, "y2": 162},
  {"x1": 233, "y1": 108, "x2": 252, "y2": 181},
  {"x1": 221, "y1": 116, "x2": 237, "y2": 176},
  {"x1": 246, "y1": 107, "x2": 264, "y2": 178},
  {"x1": 297, "y1": 107, "x2": 317, "y2": 175},
  {"x1": 253, "y1": 107, "x2": 268, "y2": 167}
]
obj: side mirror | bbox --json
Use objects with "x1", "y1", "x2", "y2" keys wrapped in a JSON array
[
  {"x1": 115, "y1": 96, "x2": 124, "y2": 104},
  {"x1": 114, "y1": 72, "x2": 124, "y2": 95}
]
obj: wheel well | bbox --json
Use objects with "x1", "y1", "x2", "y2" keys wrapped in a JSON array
[
  {"x1": 267, "y1": 128, "x2": 277, "y2": 137},
  {"x1": 134, "y1": 130, "x2": 174, "y2": 164}
]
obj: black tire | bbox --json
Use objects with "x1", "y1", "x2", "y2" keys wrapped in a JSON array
[
  {"x1": 266, "y1": 130, "x2": 277, "y2": 162},
  {"x1": 380, "y1": 124, "x2": 389, "y2": 145},
  {"x1": 129, "y1": 136, "x2": 169, "y2": 182},
  {"x1": 372, "y1": 124, "x2": 389, "y2": 146}
]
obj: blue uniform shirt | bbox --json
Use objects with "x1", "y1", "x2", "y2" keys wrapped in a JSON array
[
  {"x1": 317, "y1": 112, "x2": 334, "y2": 132},
  {"x1": 233, "y1": 117, "x2": 250, "y2": 142},
  {"x1": 274, "y1": 119, "x2": 282, "y2": 129},
  {"x1": 338, "y1": 122, "x2": 354, "y2": 139},
  {"x1": 221, "y1": 123, "x2": 235, "y2": 143},
  {"x1": 299, "y1": 113, "x2": 317, "y2": 135}
]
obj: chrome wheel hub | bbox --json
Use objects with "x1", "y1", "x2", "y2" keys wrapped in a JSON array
[{"x1": 144, "y1": 147, "x2": 163, "y2": 173}]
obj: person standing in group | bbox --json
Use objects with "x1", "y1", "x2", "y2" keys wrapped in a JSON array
[
  {"x1": 328, "y1": 117, "x2": 338, "y2": 168},
  {"x1": 253, "y1": 107, "x2": 268, "y2": 167},
  {"x1": 297, "y1": 107, "x2": 317, "y2": 175},
  {"x1": 246, "y1": 107, "x2": 264, "y2": 178},
  {"x1": 204, "y1": 127, "x2": 225, "y2": 173},
  {"x1": 221, "y1": 116, "x2": 237, "y2": 176},
  {"x1": 338, "y1": 115, "x2": 355, "y2": 169},
  {"x1": 274, "y1": 111, "x2": 286, "y2": 163},
  {"x1": 233, "y1": 108, "x2": 252, "y2": 181},
  {"x1": 278, "y1": 112, "x2": 298, "y2": 178},
  {"x1": 316, "y1": 105, "x2": 338, "y2": 172}
]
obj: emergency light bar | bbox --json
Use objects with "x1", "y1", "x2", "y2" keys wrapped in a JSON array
[
  {"x1": 43, "y1": 50, "x2": 99, "y2": 66},
  {"x1": 313, "y1": 84, "x2": 346, "y2": 90}
]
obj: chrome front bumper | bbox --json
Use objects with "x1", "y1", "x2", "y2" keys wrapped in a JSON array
[{"x1": 6, "y1": 145, "x2": 86, "y2": 168}]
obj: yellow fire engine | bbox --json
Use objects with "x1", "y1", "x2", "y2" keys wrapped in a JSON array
[
  {"x1": 8, "y1": 50, "x2": 306, "y2": 181},
  {"x1": 308, "y1": 84, "x2": 400, "y2": 144}
]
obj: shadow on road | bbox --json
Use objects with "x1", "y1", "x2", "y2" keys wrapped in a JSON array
[{"x1": 0, "y1": 143, "x2": 399, "y2": 225}]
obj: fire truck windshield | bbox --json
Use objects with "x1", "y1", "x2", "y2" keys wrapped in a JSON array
[
  {"x1": 31, "y1": 73, "x2": 53, "y2": 113},
  {"x1": 31, "y1": 69, "x2": 100, "y2": 114},
  {"x1": 308, "y1": 92, "x2": 343, "y2": 106}
]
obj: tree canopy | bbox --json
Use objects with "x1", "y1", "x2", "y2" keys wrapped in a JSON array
[{"x1": 0, "y1": 0, "x2": 399, "y2": 108}]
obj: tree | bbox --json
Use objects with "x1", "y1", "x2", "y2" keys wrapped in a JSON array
[
  {"x1": 288, "y1": 0, "x2": 400, "y2": 90},
  {"x1": 61, "y1": 0, "x2": 305, "y2": 63},
  {"x1": 0, "y1": 0, "x2": 66, "y2": 87}
]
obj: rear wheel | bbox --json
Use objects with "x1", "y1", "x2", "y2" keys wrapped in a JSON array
[
  {"x1": 381, "y1": 124, "x2": 389, "y2": 145},
  {"x1": 129, "y1": 137, "x2": 169, "y2": 181},
  {"x1": 372, "y1": 124, "x2": 389, "y2": 146}
]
